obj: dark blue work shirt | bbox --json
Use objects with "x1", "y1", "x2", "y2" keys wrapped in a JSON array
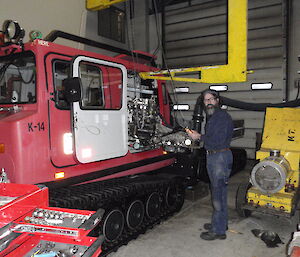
[{"x1": 201, "y1": 109, "x2": 234, "y2": 150}]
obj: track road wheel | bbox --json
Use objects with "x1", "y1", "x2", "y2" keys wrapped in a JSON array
[
  {"x1": 126, "y1": 200, "x2": 144, "y2": 230},
  {"x1": 146, "y1": 192, "x2": 161, "y2": 218},
  {"x1": 166, "y1": 185, "x2": 178, "y2": 208},
  {"x1": 166, "y1": 182, "x2": 185, "y2": 212},
  {"x1": 236, "y1": 183, "x2": 252, "y2": 217},
  {"x1": 175, "y1": 183, "x2": 185, "y2": 212},
  {"x1": 103, "y1": 209, "x2": 125, "y2": 242}
]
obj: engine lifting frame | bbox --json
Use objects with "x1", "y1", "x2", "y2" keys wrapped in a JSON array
[
  {"x1": 86, "y1": 0, "x2": 127, "y2": 10},
  {"x1": 140, "y1": 0, "x2": 249, "y2": 83}
]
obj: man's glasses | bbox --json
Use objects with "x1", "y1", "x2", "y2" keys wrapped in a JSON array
[{"x1": 204, "y1": 97, "x2": 216, "y2": 103}]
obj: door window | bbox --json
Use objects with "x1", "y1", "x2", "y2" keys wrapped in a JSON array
[
  {"x1": 53, "y1": 60, "x2": 122, "y2": 110},
  {"x1": 79, "y1": 63, "x2": 104, "y2": 109},
  {"x1": 0, "y1": 51, "x2": 36, "y2": 104},
  {"x1": 78, "y1": 62, "x2": 122, "y2": 110}
]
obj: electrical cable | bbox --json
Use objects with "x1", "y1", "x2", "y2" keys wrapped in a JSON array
[
  {"x1": 148, "y1": 1, "x2": 162, "y2": 67},
  {"x1": 152, "y1": 0, "x2": 188, "y2": 128},
  {"x1": 128, "y1": 0, "x2": 136, "y2": 51},
  {"x1": 295, "y1": 79, "x2": 300, "y2": 100},
  {"x1": 125, "y1": 0, "x2": 139, "y2": 97}
]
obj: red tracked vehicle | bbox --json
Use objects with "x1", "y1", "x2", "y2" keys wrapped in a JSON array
[
  {"x1": 0, "y1": 20, "x2": 191, "y2": 254},
  {"x1": 0, "y1": 27, "x2": 178, "y2": 186}
]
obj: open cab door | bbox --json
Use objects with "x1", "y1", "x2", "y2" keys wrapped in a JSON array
[{"x1": 68, "y1": 56, "x2": 128, "y2": 163}]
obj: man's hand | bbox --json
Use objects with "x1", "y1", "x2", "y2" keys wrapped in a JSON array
[{"x1": 185, "y1": 128, "x2": 201, "y2": 141}]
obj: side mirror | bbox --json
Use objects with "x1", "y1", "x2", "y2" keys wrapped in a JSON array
[{"x1": 62, "y1": 77, "x2": 82, "y2": 103}]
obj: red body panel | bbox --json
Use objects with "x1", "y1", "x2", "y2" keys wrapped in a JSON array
[
  {"x1": 291, "y1": 246, "x2": 300, "y2": 257},
  {"x1": 0, "y1": 39, "x2": 173, "y2": 186}
]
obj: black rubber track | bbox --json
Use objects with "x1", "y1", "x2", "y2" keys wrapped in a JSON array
[{"x1": 49, "y1": 175, "x2": 185, "y2": 256}]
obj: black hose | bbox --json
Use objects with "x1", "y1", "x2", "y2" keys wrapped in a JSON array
[
  {"x1": 192, "y1": 95, "x2": 204, "y2": 132},
  {"x1": 221, "y1": 96, "x2": 300, "y2": 112},
  {"x1": 191, "y1": 94, "x2": 300, "y2": 134}
]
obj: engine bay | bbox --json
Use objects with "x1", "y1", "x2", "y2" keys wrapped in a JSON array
[{"x1": 127, "y1": 74, "x2": 195, "y2": 153}]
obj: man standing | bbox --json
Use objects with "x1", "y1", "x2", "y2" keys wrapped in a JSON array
[{"x1": 186, "y1": 89, "x2": 234, "y2": 240}]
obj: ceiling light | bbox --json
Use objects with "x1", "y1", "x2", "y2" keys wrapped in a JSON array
[
  {"x1": 251, "y1": 83, "x2": 273, "y2": 90},
  {"x1": 209, "y1": 85, "x2": 228, "y2": 91}
]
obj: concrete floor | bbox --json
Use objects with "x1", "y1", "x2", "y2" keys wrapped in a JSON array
[{"x1": 109, "y1": 161, "x2": 297, "y2": 257}]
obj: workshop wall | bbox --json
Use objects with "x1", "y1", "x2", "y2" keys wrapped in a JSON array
[
  {"x1": 288, "y1": 0, "x2": 300, "y2": 101},
  {"x1": 1, "y1": 0, "x2": 85, "y2": 48},
  {"x1": 163, "y1": 0, "x2": 292, "y2": 159}
]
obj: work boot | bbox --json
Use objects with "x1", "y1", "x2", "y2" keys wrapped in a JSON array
[
  {"x1": 200, "y1": 231, "x2": 226, "y2": 240},
  {"x1": 203, "y1": 223, "x2": 228, "y2": 231}
]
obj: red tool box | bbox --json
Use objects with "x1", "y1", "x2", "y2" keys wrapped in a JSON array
[{"x1": 0, "y1": 183, "x2": 104, "y2": 257}]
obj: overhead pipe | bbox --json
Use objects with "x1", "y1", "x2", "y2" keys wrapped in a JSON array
[
  {"x1": 191, "y1": 95, "x2": 300, "y2": 133},
  {"x1": 220, "y1": 96, "x2": 300, "y2": 111}
]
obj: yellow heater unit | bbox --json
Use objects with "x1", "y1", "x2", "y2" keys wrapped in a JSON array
[{"x1": 239, "y1": 108, "x2": 300, "y2": 216}]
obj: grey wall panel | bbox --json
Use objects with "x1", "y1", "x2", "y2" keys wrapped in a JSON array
[
  {"x1": 248, "y1": 57, "x2": 282, "y2": 70},
  {"x1": 228, "y1": 111, "x2": 265, "y2": 120},
  {"x1": 166, "y1": 26, "x2": 282, "y2": 51},
  {"x1": 289, "y1": 0, "x2": 300, "y2": 101},
  {"x1": 166, "y1": 50, "x2": 283, "y2": 68},
  {"x1": 165, "y1": 2, "x2": 226, "y2": 23},
  {"x1": 164, "y1": 0, "x2": 285, "y2": 159}
]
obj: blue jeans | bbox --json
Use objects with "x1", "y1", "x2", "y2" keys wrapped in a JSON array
[{"x1": 206, "y1": 150, "x2": 233, "y2": 235}]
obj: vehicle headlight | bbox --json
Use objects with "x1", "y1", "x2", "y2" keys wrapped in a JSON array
[{"x1": 3, "y1": 20, "x2": 25, "y2": 42}]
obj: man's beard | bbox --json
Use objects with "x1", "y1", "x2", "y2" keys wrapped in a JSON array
[{"x1": 205, "y1": 104, "x2": 218, "y2": 116}]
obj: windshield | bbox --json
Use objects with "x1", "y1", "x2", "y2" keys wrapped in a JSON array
[{"x1": 0, "y1": 51, "x2": 36, "y2": 104}]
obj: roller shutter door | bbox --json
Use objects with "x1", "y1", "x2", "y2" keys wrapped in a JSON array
[{"x1": 164, "y1": 0, "x2": 286, "y2": 158}]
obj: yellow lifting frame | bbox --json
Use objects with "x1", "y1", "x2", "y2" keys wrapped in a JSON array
[
  {"x1": 86, "y1": 0, "x2": 127, "y2": 11},
  {"x1": 140, "y1": 0, "x2": 249, "y2": 83}
]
